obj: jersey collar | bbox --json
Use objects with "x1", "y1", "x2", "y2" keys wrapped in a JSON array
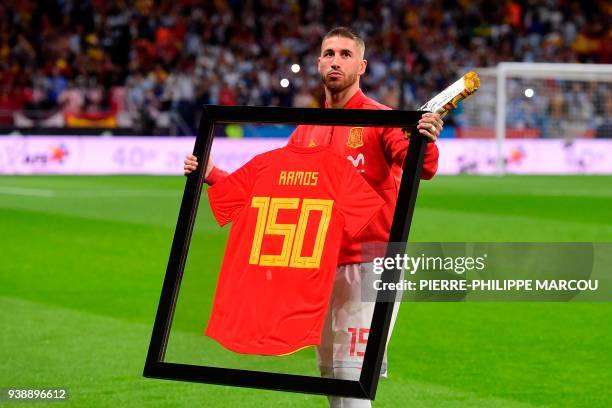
[
  {"x1": 286, "y1": 143, "x2": 326, "y2": 153},
  {"x1": 324, "y1": 88, "x2": 366, "y2": 109}
]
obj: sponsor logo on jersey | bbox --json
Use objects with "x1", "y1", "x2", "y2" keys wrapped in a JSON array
[
  {"x1": 347, "y1": 153, "x2": 365, "y2": 167},
  {"x1": 347, "y1": 153, "x2": 365, "y2": 172},
  {"x1": 347, "y1": 127, "x2": 364, "y2": 148}
]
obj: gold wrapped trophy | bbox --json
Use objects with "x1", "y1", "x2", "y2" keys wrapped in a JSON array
[
  {"x1": 419, "y1": 71, "x2": 480, "y2": 117},
  {"x1": 404, "y1": 71, "x2": 480, "y2": 137}
]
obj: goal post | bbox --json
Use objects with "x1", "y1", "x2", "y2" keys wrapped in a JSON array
[
  {"x1": 496, "y1": 63, "x2": 612, "y2": 174},
  {"x1": 457, "y1": 62, "x2": 612, "y2": 174}
]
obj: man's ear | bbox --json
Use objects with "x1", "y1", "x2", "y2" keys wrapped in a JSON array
[{"x1": 359, "y1": 59, "x2": 367, "y2": 75}]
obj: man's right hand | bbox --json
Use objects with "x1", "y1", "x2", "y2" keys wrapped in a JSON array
[
  {"x1": 184, "y1": 154, "x2": 214, "y2": 178},
  {"x1": 184, "y1": 154, "x2": 198, "y2": 176}
]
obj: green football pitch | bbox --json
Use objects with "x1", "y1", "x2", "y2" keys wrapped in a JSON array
[{"x1": 1, "y1": 175, "x2": 611, "y2": 407}]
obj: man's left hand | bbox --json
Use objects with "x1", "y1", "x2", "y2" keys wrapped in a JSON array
[{"x1": 417, "y1": 112, "x2": 443, "y2": 141}]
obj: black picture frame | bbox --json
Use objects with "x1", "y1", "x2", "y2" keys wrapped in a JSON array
[{"x1": 144, "y1": 105, "x2": 430, "y2": 400}]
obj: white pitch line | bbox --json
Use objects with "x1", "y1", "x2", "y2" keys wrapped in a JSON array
[
  {"x1": 72, "y1": 189, "x2": 179, "y2": 197},
  {"x1": 0, "y1": 186, "x2": 57, "y2": 197}
]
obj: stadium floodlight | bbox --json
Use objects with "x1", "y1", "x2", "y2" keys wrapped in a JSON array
[{"x1": 143, "y1": 105, "x2": 430, "y2": 400}]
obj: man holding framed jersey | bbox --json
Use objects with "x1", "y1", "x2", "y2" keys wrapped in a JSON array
[{"x1": 185, "y1": 27, "x2": 442, "y2": 408}]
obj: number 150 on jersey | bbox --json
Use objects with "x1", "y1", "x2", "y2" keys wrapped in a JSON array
[{"x1": 249, "y1": 196, "x2": 333, "y2": 269}]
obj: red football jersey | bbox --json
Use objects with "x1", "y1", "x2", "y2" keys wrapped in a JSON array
[
  {"x1": 205, "y1": 89, "x2": 440, "y2": 266},
  {"x1": 289, "y1": 89, "x2": 439, "y2": 265},
  {"x1": 205, "y1": 144, "x2": 384, "y2": 355}
]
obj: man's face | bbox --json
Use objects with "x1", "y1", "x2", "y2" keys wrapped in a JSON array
[{"x1": 318, "y1": 36, "x2": 366, "y2": 93}]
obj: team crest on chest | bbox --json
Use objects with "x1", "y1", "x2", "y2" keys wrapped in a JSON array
[{"x1": 347, "y1": 127, "x2": 364, "y2": 148}]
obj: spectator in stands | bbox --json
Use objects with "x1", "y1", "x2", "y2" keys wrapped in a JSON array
[{"x1": 0, "y1": 0, "x2": 609, "y2": 136}]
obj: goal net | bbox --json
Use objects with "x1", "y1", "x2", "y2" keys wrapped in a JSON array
[{"x1": 457, "y1": 62, "x2": 612, "y2": 173}]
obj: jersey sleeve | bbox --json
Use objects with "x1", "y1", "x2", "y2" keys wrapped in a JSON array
[
  {"x1": 207, "y1": 158, "x2": 257, "y2": 226},
  {"x1": 335, "y1": 162, "x2": 385, "y2": 239},
  {"x1": 205, "y1": 166, "x2": 229, "y2": 185},
  {"x1": 381, "y1": 127, "x2": 439, "y2": 180}
]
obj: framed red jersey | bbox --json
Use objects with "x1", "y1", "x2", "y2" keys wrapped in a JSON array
[
  {"x1": 205, "y1": 144, "x2": 384, "y2": 355},
  {"x1": 144, "y1": 105, "x2": 429, "y2": 400}
]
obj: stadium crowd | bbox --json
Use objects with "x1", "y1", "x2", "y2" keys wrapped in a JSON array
[{"x1": 0, "y1": 0, "x2": 610, "y2": 135}]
